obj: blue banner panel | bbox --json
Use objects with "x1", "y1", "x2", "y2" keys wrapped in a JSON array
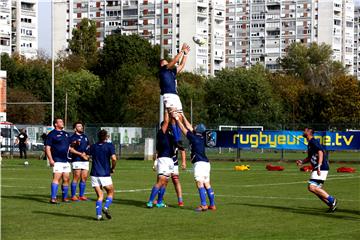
[{"x1": 206, "y1": 130, "x2": 360, "y2": 150}]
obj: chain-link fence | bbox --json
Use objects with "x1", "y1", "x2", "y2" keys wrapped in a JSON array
[{"x1": 1, "y1": 123, "x2": 359, "y2": 162}]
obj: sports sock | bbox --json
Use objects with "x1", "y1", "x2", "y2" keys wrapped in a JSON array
[
  {"x1": 51, "y1": 183, "x2": 58, "y2": 199},
  {"x1": 79, "y1": 181, "x2": 86, "y2": 197},
  {"x1": 171, "y1": 124, "x2": 181, "y2": 142},
  {"x1": 62, "y1": 185, "x2": 69, "y2": 199},
  {"x1": 206, "y1": 187, "x2": 215, "y2": 206},
  {"x1": 71, "y1": 181, "x2": 77, "y2": 198},
  {"x1": 104, "y1": 197, "x2": 113, "y2": 209},
  {"x1": 178, "y1": 197, "x2": 183, "y2": 203},
  {"x1": 96, "y1": 200, "x2": 102, "y2": 216},
  {"x1": 198, "y1": 187, "x2": 207, "y2": 206},
  {"x1": 157, "y1": 187, "x2": 166, "y2": 204},
  {"x1": 148, "y1": 186, "x2": 160, "y2": 203},
  {"x1": 327, "y1": 195, "x2": 335, "y2": 205}
]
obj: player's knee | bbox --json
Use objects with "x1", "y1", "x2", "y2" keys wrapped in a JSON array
[{"x1": 171, "y1": 175, "x2": 179, "y2": 184}]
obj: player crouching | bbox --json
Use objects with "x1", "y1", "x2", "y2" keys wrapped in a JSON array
[
  {"x1": 173, "y1": 113, "x2": 216, "y2": 212},
  {"x1": 89, "y1": 129, "x2": 117, "y2": 220}
]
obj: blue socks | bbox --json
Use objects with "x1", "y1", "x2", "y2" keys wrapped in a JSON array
[
  {"x1": 71, "y1": 182, "x2": 77, "y2": 198},
  {"x1": 178, "y1": 197, "x2": 183, "y2": 203},
  {"x1": 327, "y1": 195, "x2": 335, "y2": 205},
  {"x1": 157, "y1": 187, "x2": 166, "y2": 204},
  {"x1": 51, "y1": 183, "x2": 58, "y2": 199},
  {"x1": 79, "y1": 181, "x2": 86, "y2": 197},
  {"x1": 149, "y1": 186, "x2": 160, "y2": 203},
  {"x1": 62, "y1": 185, "x2": 69, "y2": 199},
  {"x1": 206, "y1": 187, "x2": 215, "y2": 206},
  {"x1": 171, "y1": 124, "x2": 182, "y2": 142},
  {"x1": 96, "y1": 200, "x2": 102, "y2": 216},
  {"x1": 198, "y1": 187, "x2": 207, "y2": 206},
  {"x1": 104, "y1": 197, "x2": 113, "y2": 209}
]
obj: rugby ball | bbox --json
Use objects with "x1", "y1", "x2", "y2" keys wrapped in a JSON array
[
  {"x1": 24, "y1": 161, "x2": 29, "y2": 166},
  {"x1": 192, "y1": 35, "x2": 206, "y2": 46}
]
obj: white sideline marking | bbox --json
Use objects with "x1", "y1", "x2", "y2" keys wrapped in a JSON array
[
  {"x1": 84, "y1": 188, "x2": 151, "y2": 195},
  {"x1": 182, "y1": 193, "x2": 360, "y2": 202}
]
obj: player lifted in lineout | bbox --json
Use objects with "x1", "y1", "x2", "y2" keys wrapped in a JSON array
[
  {"x1": 173, "y1": 113, "x2": 216, "y2": 212},
  {"x1": 70, "y1": 121, "x2": 90, "y2": 201},
  {"x1": 297, "y1": 128, "x2": 337, "y2": 212},
  {"x1": 159, "y1": 43, "x2": 190, "y2": 148},
  {"x1": 89, "y1": 129, "x2": 117, "y2": 220},
  {"x1": 147, "y1": 111, "x2": 174, "y2": 208}
]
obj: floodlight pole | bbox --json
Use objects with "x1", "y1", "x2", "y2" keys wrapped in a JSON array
[{"x1": 159, "y1": 0, "x2": 165, "y2": 126}]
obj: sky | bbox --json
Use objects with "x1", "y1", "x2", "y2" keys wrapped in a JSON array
[{"x1": 38, "y1": 0, "x2": 360, "y2": 57}]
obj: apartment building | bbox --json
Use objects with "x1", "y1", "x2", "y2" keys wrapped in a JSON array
[
  {"x1": 353, "y1": 6, "x2": 360, "y2": 78},
  {"x1": 0, "y1": 0, "x2": 38, "y2": 58},
  {"x1": 54, "y1": 0, "x2": 225, "y2": 75},
  {"x1": 225, "y1": 0, "x2": 354, "y2": 73}
]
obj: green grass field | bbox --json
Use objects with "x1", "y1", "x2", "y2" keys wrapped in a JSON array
[{"x1": 1, "y1": 159, "x2": 359, "y2": 240}]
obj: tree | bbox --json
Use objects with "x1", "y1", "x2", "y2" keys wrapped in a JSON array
[
  {"x1": 55, "y1": 69, "x2": 102, "y2": 124},
  {"x1": 177, "y1": 72, "x2": 208, "y2": 125},
  {"x1": 205, "y1": 64, "x2": 284, "y2": 126},
  {"x1": 69, "y1": 18, "x2": 97, "y2": 59},
  {"x1": 278, "y1": 42, "x2": 346, "y2": 87},
  {"x1": 326, "y1": 75, "x2": 360, "y2": 126},
  {"x1": 7, "y1": 88, "x2": 46, "y2": 124}
]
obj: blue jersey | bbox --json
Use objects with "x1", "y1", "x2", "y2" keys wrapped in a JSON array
[
  {"x1": 90, "y1": 142, "x2": 115, "y2": 177},
  {"x1": 307, "y1": 138, "x2": 329, "y2": 171},
  {"x1": 156, "y1": 130, "x2": 173, "y2": 158},
  {"x1": 186, "y1": 131, "x2": 209, "y2": 164},
  {"x1": 70, "y1": 133, "x2": 89, "y2": 162},
  {"x1": 45, "y1": 129, "x2": 71, "y2": 163},
  {"x1": 159, "y1": 66, "x2": 177, "y2": 95}
]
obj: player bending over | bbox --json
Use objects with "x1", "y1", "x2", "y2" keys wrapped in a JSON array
[
  {"x1": 89, "y1": 129, "x2": 117, "y2": 220},
  {"x1": 297, "y1": 128, "x2": 337, "y2": 212},
  {"x1": 173, "y1": 113, "x2": 216, "y2": 212},
  {"x1": 147, "y1": 112, "x2": 174, "y2": 208},
  {"x1": 46, "y1": 118, "x2": 73, "y2": 204},
  {"x1": 70, "y1": 121, "x2": 90, "y2": 201},
  {"x1": 159, "y1": 43, "x2": 190, "y2": 147}
]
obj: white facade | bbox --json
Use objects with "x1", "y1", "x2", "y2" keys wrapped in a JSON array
[
  {"x1": 354, "y1": 7, "x2": 360, "y2": 78},
  {"x1": 54, "y1": 0, "x2": 225, "y2": 76},
  {"x1": 226, "y1": 0, "x2": 354, "y2": 73},
  {"x1": 0, "y1": 0, "x2": 38, "y2": 58}
]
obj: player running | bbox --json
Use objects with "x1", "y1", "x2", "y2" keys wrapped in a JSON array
[
  {"x1": 89, "y1": 129, "x2": 117, "y2": 220},
  {"x1": 147, "y1": 111, "x2": 174, "y2": 208},
  {"x1": 46, "y1": 118, "x2": 72, "y2": 204},
  {"x1": 297, "y1": 128, "x2": 337, "y2": 212},
  {"x1": 70, "y1": 121, "x2": 90, "y2": 201},
  {"x1": 159, "y1": 43, "x2": 190, "y2": 147},
  {"x1": 173, "y1": 113, "x2": 216, "y2": 212}
]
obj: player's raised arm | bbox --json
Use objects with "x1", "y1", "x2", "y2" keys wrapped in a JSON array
[
  {"x1": 182, "y1": 114, "x2": 194, "y2": 132},
  {"x1": 177, "y1": 44, "x2": 190, "y2": 73},
  {"x1": 161, "y1": 111, "x2": 170, "y2": 134},
  {"x1": 173, "y1": 113, "x2": 189, "y2": 136},
  {"x1": 166, "y1": 43, "x2": 187, "y2": 69}
]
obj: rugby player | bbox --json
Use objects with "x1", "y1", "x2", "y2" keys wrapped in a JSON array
[
  {"x1": 46, "y1": 118, "x2": 72, "y2": 204},
  {"x1": 159, "y1": 43, "x2": 190, "y2": 146},
  {"x1": 89, "y1": 129, "x2": 117, "y2": 220},
  {"x1": 147, "y1": 111, "x2": 174, "y2": 208},
  {"x1": 297, "y1": 128, "x2": 337, "y2": 212},
  {"x1": 173, "y1": 113, "x2": 216, "y2": 212},
  {"x1": 70, "y1": 121, "x2": 90, "y2": 201}
]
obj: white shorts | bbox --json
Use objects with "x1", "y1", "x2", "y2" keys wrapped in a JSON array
[
  {"x1": 72, "y1": 161, "x2": 89, "y2": 171},
  {"x1": 173, "y1": 165, "x2": 179, "y2": 175},
  {"x1": 193, "y1": 161, "x2": 211, "y2": 183},
  {"x1": 53, "y1": 162, "x2": 71, "y2": 173},
  {"x1": 309, "y1": 171, "x2": 329, "y2": 187},
  {"x1": 157, "y1": 157, "x2": 174, "y2": 177},
  {"x1": 91, "y1": 176, "x2": 113, "y2": 187},
  {"x1": 163, "y1": 93, "x2": 183, "y2": 112}
]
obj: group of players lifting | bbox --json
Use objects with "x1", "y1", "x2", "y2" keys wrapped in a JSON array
[{"x1": 45, "y1": 43, "x2": 337, "y2": 221}]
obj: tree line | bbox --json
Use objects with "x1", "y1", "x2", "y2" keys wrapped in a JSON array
[{"x1": 1, "y1": 19, "x2": 360, "y2": 130}]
